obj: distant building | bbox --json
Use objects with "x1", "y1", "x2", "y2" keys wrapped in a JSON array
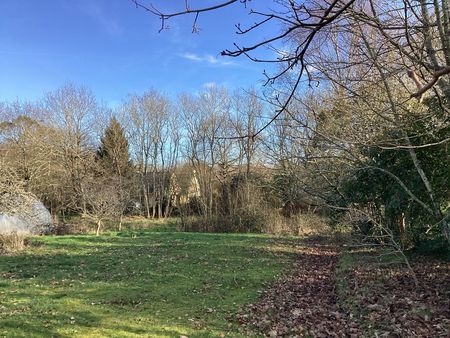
[{"x1": 170, "y1": 166, "x2": 201, "y2": 206}]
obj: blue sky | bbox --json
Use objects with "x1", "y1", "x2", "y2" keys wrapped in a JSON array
[{"x1": 0, "y1": 0, "x2": 279, "y2": 106}]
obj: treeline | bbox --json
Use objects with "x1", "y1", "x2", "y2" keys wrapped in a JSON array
[
  {"x1": 1, "y1": 76, "x2": 449, "y2": 253},
  {"x1": 0, "y1": 85, "x2": 302, "y2": 235}
]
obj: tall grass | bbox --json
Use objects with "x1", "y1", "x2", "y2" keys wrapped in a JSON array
[
  {"x1": 0, "y1": 215, "x2": 30, "y2": 253},
  {"x1": 0, "y1": 232, "x2": 28, "y2": 253}
]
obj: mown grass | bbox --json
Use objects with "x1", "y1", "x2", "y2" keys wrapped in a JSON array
[{"x1": 0, "y1": 230, "x2": 301, "y2": 337}]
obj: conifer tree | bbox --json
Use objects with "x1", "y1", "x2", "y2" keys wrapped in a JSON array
[{"x1": 97, "y1": 117, "x2": 131, "y2": 180}]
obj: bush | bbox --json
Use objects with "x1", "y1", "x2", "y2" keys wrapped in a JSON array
[
  {"x1": 293, "y1": 213, "x2": 330, "y2": 236},
  {"x1": 231, "y1": 208, "x2": 266, "y2": 233},
  {"x1": 414, "y1": 235, "x2": 450, "y2": 259},
  {"x1": 264, "y1": 212, "x2": 331, "y2": 236},
  {"x1": 0, "y1": 232, "x2": 28, "y2": 253},
  {"x1": 178, "y1": 210, "x2": 332, "y2": 236},
  {"x1": 52, "y1": 223, "x2": 79, "y2": 235}
]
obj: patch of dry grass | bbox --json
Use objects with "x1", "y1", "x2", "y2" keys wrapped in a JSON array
[{"x1": 0, "y1": 232, "x2": 28, "y2": 253}]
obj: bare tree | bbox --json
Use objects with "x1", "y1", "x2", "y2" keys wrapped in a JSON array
[
  {"x1": 136, "y1": 0, "x2": 450, "y2": 242},
  {"x1": 44, "y1": 84, "x2": 99, "y2": 214},
  {"x1": 81, "y1": 172, "x2": 124, "y2": 236},
  {"x1": 179, "y1": 86, "x2": 232, "y2": 224},
  {"x1": 123, "y1": 90, "x2": 179, "y2": 218}
]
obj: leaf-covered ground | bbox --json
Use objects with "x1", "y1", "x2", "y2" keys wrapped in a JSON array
[
  {"x1": 237, "y1": 240, "x2": 360, "y2": 337},
  {"x1": 0, "y1": 231, "x2": 300, "y2": 337},
  {"x1": 238, "y1": 238, "x2": 450, "y2": 337},
  {"x1": 338, "y1": 249, "x2": 450, "y2": 337}
]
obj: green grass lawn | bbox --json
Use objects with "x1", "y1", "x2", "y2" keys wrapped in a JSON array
[{"x1": 0, "y1": 230, "x2": 300, "y2": 338}]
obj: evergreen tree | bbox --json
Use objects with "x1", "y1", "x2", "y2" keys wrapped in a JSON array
[{"x1": 97, "y1": 117, "x2": 132, "y2": 179}]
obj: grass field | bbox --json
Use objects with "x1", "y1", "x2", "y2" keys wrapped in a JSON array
[{"x1": 0, "y1": 230, "x2": 300, "y2": 337}]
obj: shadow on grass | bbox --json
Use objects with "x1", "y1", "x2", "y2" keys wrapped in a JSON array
[
  {"x1": 0, "y1": 308, "x2": 99, "y2": 338},
  {"x1": 0, "y1": 310, "x2": 187, "y2": 338}
]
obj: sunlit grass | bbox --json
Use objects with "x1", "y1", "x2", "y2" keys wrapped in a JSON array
[{"x1": 0, "y1": 230, "x2": 300, "y2": 337}]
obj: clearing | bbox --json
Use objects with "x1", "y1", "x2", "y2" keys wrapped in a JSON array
[
  {"x1": 0, "y1": 230, "x2": 299, "y2": 337},
  {"x1": 1, "y1": 230, "x2": 449, "y2": 337}
]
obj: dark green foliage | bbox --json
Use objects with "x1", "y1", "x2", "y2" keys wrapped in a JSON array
[
  {"x1": 97, "y1": 117, "x2": 132, "y2": 178},
  {"x1": 341, "y1": 102, "x2": 450, "y2": 251},
  {"x1": 414, "y1": 237, "x2": 450, "y2": 259}
]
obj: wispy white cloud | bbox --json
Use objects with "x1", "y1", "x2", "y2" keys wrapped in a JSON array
[
  {"x1": 180, "y1": 52, "x2": 234, "y2": 66},
  {"x1": 182, "y1": 52, "x2": 203, "y2": 62}
]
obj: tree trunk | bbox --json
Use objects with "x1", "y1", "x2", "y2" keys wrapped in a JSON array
[
  {"x1": 399, "y1": 212, "x2": 407, "y2": 248},
  {"x1": 143, "y1": 182, "x2": 151, "y2": 218},
  {"x1": 118, "y1": 214, "x2": 123, "y2": 231},
  {"x1": 96, "y1": 220, "x2": 102, "y2": 236}
]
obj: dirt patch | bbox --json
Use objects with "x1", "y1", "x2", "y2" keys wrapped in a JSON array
[{"x1": 237, "y1": 244, "x2": 359, "y2": 337}]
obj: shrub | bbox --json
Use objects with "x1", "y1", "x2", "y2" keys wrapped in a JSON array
[
  {"x1": 45, "y1": 216, "x2": 95, "y2": 235},
  {"x1": 294, "y1": 213, "x2": 331, "y2": 236},
  {"x1": 231, "y1": 208, "x2": 266, "y2": 233},
  {"x1": 265, "y1": 213, "x2": 331, "y2": 236}
]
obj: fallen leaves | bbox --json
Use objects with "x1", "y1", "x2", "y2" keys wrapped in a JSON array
[
  {"x1": 341, "y1": 254, "x2": 450, "y2": 337},
  {"x1": 237, "y1": 241, "x2": 450, "y2": 337},
  {"x1": 237, "y1": 243, "x2": 358, "y2": 337}
]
